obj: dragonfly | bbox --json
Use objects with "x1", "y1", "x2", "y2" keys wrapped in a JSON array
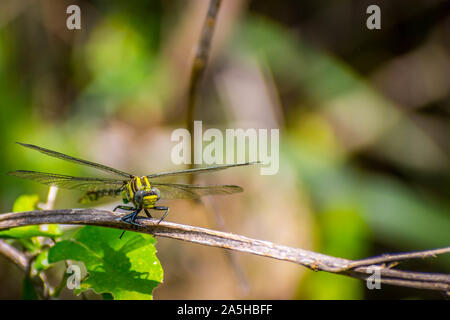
[{"x1": 8, "y1": 142, "x2": 256, "y2": 227}]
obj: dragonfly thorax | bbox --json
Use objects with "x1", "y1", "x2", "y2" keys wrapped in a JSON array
[{"x1": 123, "y1": 176, "x2": 160, "y2": 209}]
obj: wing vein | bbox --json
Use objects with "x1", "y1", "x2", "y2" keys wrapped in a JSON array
[
  {"x1": 146, "y1": 162, "x2": 258, "y2": 179},
  {"x1": 16, "y1": 142, "x2": 132, "y2": 178},
  {"x1": 8, "y1": 170, "x2": 126, "y2": 192}
]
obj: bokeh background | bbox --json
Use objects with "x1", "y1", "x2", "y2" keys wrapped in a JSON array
[{"x1": 0, "y1": 0, "x2": 449, "y2": 299}]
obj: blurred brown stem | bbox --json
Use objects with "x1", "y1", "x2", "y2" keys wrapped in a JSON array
[
  {"x1": 186, "y1": 0, "x2": 222, "y2": 172},
  {"x1": 1, "y1": 209, "x2": 449, "y2": 295},
  {"x1": 183, "y1": 0, "x2": 250, "y2": 295}
]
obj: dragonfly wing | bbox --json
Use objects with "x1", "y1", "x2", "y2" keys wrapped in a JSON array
[
  {"x1": 16, "y1": 142, "x2": 132, "y2": 178},
  {"x1": 151, "y1": 182, "x2": 244, "y2": 200},
  {"x1": 8, "y1": 170, "x2": 127, "y2": 192},
  {"x1": 146, "y1": 162, "x2": 258, "y2": 180}
]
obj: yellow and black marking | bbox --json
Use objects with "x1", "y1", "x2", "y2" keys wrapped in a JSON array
[
  {"x1": 124, "y1": 176, "x2": 159, "y2": 209},
  {"x1": 80, "y1": 189, "x2": 122, "y2": 204}
]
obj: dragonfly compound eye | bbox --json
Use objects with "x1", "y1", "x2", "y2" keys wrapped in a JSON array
[
  {"x1": 150, "y1": 187, "x2": 161, "y2": 200},
  {"x1": 134, "y1": 190, "x2": 146, "y2": 204}
]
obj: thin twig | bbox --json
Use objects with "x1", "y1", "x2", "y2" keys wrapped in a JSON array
[
  {"x1": 346, "y1": 248, "x2": 450, "y2": 270},
  {"x1": 186, "y1": 0, "x2": 222, "y2": 168},
  {"x1": 0, "y1": 239, "x2": 52, "y2": 299},
  {"x1": 0, "y1": 209, "x2": 449, "y2": 294},
  {"x1": 0, "y1": 239, "x2": 29, "y2": 270}
]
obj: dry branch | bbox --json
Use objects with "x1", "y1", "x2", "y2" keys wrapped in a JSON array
[{"x1": 0, "y1": 208, "x2": 449, "y2": 295}]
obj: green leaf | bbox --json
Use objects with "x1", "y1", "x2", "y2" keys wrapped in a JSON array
[
  {"x1": 12, "y1": 194, "x2": 40, "y2": 212},
  {"x1": 48, "y1": 226, "x2": 163, "y2": 300},
  {"x1": 22, "y1": 277, "x2": 39, "y2": 300},
  {"x1": 0, "y1": 194, "x2": 62, "y2": 239},
  {"x1": 102, "y1": 293, "x2": 114, "y2": 300},
  {"x1": 17, "y1": 238, "x2": 42, "y2": 253},
  {"x1": 34, "y1": 250, "x2": 51, "y2": 272},
  {"x1": 0, "y1": 224, "x2": 62, "y2": 239}
]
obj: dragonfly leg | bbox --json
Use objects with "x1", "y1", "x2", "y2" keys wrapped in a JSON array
[
  {"x1": 117, "y1": 206, "x2": 138, "y2": 240},
  {"x1": 120, "y1": 209, "x2": 141, "y2": 226},
  {"x1": 144, "y1": 209, "x2": 153, "y2": 218},
  {"x1": 113, "y1": 205, "x2": 135, "y2": 212},
  {"x1": 153, "y1": 206, "x2": 170, "y2": 224}
]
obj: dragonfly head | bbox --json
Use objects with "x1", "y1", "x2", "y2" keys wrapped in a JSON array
[{"x1": 134, "y1": 188, "x2": 161, "y2": 207}]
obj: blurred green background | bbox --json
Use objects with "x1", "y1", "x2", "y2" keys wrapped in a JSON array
[{"x1": 0, "y1": 0, "x2": 449, "y2": 299}]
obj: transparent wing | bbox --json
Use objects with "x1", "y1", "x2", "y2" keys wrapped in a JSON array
[
  {"x1": 8, "y1": 170, "x2": 127, "y2": 192},
  {"x1": 151, "y1": 182, "x2": 244, "y2": 200},
  {"x1": 146, "y1": 162, "x2": 258, "y2": 180},
  {"x1": 16, "y1": 142, "x2": 132, "y2": 178}
]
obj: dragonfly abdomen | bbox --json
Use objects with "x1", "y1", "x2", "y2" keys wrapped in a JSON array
[{"x1": 80, "y1": 189, "x2": 122, "y2": 204}]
